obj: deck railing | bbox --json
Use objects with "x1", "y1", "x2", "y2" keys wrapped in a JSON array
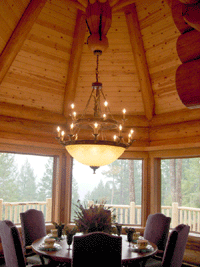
[
  {"x1": 0, "y1": 199, "x2": 199, "y2": 232},
  {"x1": 88, "y1": 200, "x2": 200, "y2": 232},
  {"x1": 0, "y1": 198, "x2": 52, "y2": 223}
]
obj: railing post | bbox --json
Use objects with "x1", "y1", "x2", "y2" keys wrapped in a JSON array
[
  {"x1": 172, "y1": 202, "x2": 179, "y2": 228},
  {"x1": 130, "y1": 202, "x2": 135, "y2": 224},
  {"x1": 46, "y1": 198, "x2": 52, "y2": 222},
  {"x1": 0, "y1": 199, "x2": 3, "y2": 220},
  {"x1": 88, "y1": 200, "x2": 94, "y2": 207}
]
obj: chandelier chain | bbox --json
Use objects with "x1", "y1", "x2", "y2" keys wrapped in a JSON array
[{"x1": 96, "y1": 54, "x2": 99, "y2": 82}]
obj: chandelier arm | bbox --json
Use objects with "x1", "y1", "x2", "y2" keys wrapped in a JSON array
[
  {"x1": 80, "y1": 88, "x2": 95, "y2": 118},
  {"x1": 100, "y1": 89, "x2": 116, "y2": 120}
]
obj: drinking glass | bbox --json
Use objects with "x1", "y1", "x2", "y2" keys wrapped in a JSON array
[
  {"x1": 127, "y1": 232, "x2": 133, "y2": 247},
  {"x1": 116, "y1": 224, "x2": 122, "y2": 236},
  {"x1": 66, "y1": 234, "x2": 73, "y2": 250}
]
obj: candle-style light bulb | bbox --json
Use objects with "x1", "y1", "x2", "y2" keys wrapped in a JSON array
[
  {"x1": 61, "y1": 130, "x2": 65, "y2": 141},
  {"x1": 104, "y1": 101, "x2": 108, "y2": 113},
  {"x1": 70, "y1": 123, "x2": 74, "y2": 134},
  {"x1": 113, "y1": 135, "x2": 117, "y2": 141},
  {"x1": 122, "y1": 108, "x2": 126, "y2": 120},
  {"x1": 103, "y1": 114, "x2": 106, "y2": 120},
  {"x1": 73, "y1": 111, "x2": 76, "y2": 119},
  {"x1": 94, "y1": 123, "x2": 98, "y2": 134},
  {"x1": 71, "y1": 103, "x2": 75, "y2": 109},
  {"x1": 57, "y1": 126, "x2": 61, "y2": 137},
  {"x1": 128, "y1": 133, "x2": 131, "y2": 143},
  {"x1": 119, "y1": 124, "x2": 122, "y2": 137}
]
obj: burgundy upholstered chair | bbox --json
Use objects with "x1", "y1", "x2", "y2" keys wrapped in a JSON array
[
  {"x1": 20, "y1": 209, "x2": 47, "y2": 265},
  {"x1": 72, "y1": 231, "x2": 122, "y2": 267},
  {"x1": 144, "y1": 224, "x2": 190, "y2": 267},
  {"x1": 144, "y1": 213, "x2": 171, "y2": 256},
  {"x1": 0, "y1": 220, "x2": 49, "y2": 267}
]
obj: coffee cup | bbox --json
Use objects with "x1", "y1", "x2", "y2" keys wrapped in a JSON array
[
  {"x1": 44, "y1": 238, "x2": 55, "y2": 247},
  {"x1": 137, "y1": 239, "x2": 148, "y2": 249},
  {"x1": 51, "y1": 229, "x2": 58, "y2": 237},
  {"x1": 133, "y1": 232, "x2": 140, "y2": 240}
]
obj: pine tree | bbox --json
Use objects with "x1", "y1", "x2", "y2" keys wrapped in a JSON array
[
  {"x1": 37, "y1": 158, "x2": 53, "y2": 201},
  {"x1": 0, "y1": 153, "x2": 19, "y2": 201},
  {"x1": 17, "y1": 159, "x2": 37, "y2": 201}
]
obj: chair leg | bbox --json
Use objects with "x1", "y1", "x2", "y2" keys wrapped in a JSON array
[{"x1": 39, "y1": 256, "x2": 45, "y2": 265}]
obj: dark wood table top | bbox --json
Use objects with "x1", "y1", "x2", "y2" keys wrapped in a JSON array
[{"x1": 32, "y1": 234, "x2": 158, "y2": 266}]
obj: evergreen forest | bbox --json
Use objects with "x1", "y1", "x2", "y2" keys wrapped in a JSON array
[{"x1": 0, "y1": 153, "x2": 199, "y2": 213}]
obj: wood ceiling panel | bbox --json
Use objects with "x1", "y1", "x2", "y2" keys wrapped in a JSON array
[
  {"x1": 0, "y1": 0, "x2": 78, "y2": 114},
  {"x1": 136, "y1": 0, "x2": 184, "y2": 115},
  {"x1": 0, "y1": 0, "x2": 29, "y2": 53},
  {"x1": 0, "y1": 82, "x2": 64, "y2": 112}
]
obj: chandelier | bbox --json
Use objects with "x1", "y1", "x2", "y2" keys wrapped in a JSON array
[{"x1": 56, "y1": 0, "x2": 134, "y2": 173}]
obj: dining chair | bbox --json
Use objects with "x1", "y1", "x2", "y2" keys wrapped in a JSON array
[
  {"x1": 144, "y1": 224, "x2": 190, "y2": 267},
  {"x1": 20, "y1": 209, "x2": 47, "y2": 265},
  {"x1": 143, "y1": 213, "x2": 171, "y2": 258},
  {"x1": 0, "y1": 220, "x2": 51, "y2": 267},
  {"x1": 72, "y1": 231, "x2": 122, "y2": 267}
]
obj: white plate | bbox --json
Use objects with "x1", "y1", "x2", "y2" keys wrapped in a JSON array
[
  {"x1": 39, "y1": 243, "x2": 62, "y2": 251},
  {"x1": 132, "y1": 244, "x2": 153, "y2": 252}
]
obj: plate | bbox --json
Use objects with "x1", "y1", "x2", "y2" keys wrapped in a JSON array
[
  {"x1": 132, "y1": 236, "x2": 144, "y2": 243},
  {"x1": 39, "y1": 243, "x2": 62, "y2": 251},
  {"x1": 132, "y1": 244, "x2": 153, "y2": 253}
]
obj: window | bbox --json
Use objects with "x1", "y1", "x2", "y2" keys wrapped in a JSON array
[
  {"x1": 0, "y1": 153, "x2": 54, "y2": 223},
  {"x1": 71, "y1": 158, "x2": 142, "y2": 225},
  {"x1": 161, "y1": 157, "x2": 200, "y2": 233}
]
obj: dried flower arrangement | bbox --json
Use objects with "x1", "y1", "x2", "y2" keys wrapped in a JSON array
[{"x1": 74, "y1": 200, "x2": 116, "y2": 234}]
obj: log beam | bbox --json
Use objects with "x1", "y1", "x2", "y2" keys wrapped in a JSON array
[
  {"x1": 171, "y1": 0, "x2": 193, "y2": 33},
  {"x1": 124, "y1": 4, "x2": 154, "y2": 121},
  {"x1": 0, "y1": 0, "x2": 47, "y2": 84},
  {"x1": 63, "y1": 10, "x2": 86, "y2": 117},
  {"x1": 176, "y1": 58, "x2": 200, "y2": 108},
  {"x1": 0, "y1": 102, "x2": 67, "y2": 125},
  {"x1": 111, "y1": 0, "x2": 135, "y2": 13},
  {"x1": 182, "y1": 2, "x2": 200, "y2": 31},
  {"x1": 176, "y1": 29, "x2": 200, "y2": 63},
  {"x1": 150, "y1": 108, "x2": 200, "y2": 126},
  {"x1": 68, "y1": 0, "x2": 86, "y2": 11}
]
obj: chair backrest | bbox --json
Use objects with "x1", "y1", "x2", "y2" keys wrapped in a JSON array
[
  {"x1": 0, "y1": 220, "x2": 26, "y2": 267},
  {"x1": 162, "y1": 224, "x2": 190, "y2": 267},
  {"x1": 143, "y1": 213, "x2": 171, "y2": 251},
  {"x1": 20, "y1": 209, "x2": 46, "y2": 248},
  {"x1": 72, "y1": 232, "x2": 122, "y2": 267}
]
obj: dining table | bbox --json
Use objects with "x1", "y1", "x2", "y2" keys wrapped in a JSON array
[{"x1": 32, "y1": 234, "x2": 158, "y2": 267}]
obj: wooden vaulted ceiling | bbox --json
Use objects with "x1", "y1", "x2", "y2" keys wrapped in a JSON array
[{"x1": 0, "y1": 0, "x2": 200, "y2": 151}]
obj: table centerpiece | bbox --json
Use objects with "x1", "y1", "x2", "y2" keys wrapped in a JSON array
[{"x1": 74, "y1": 200, "x2": 116, "y2": 234}]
